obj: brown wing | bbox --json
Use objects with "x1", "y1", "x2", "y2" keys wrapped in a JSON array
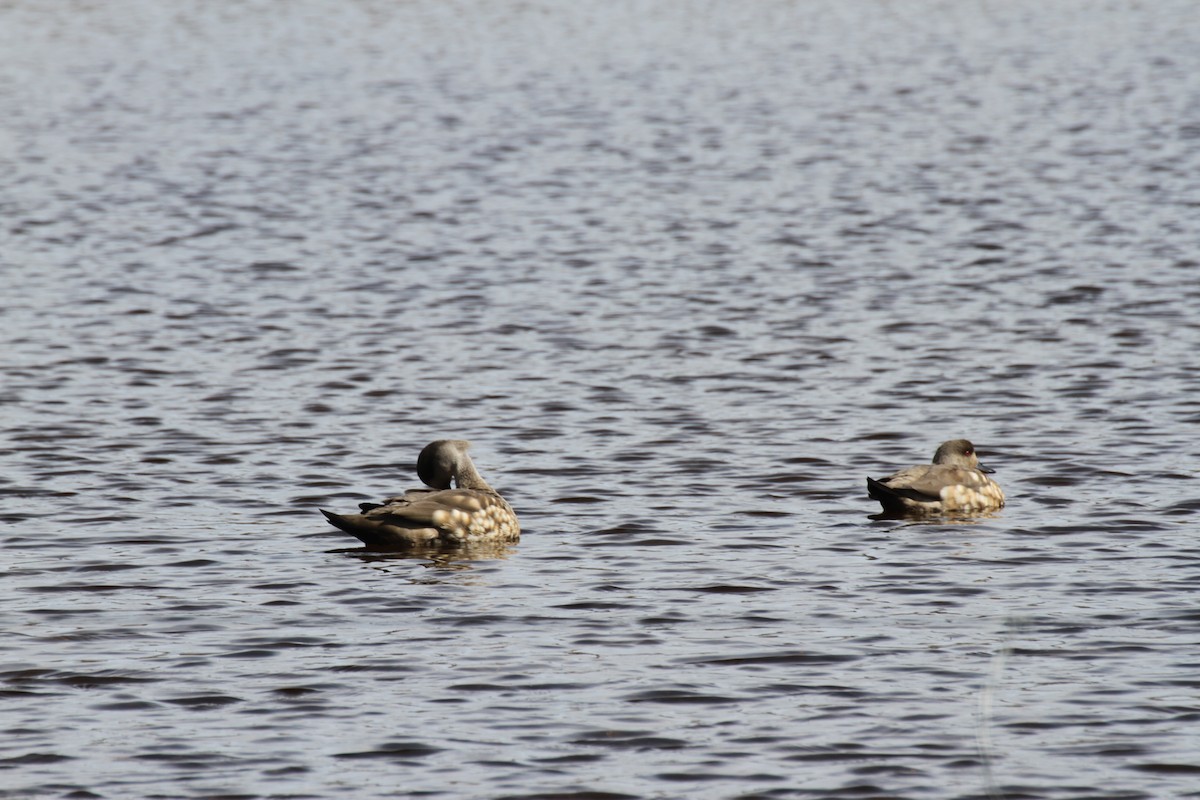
[
  {"x1": 358, "y1": 488, "x2": 436, "y2": 512},
  {"x1": 323, "y1": 488, "x2": 518, "y2": 547},
  {"x1": 883, "y1": 464, "x2": 988, "y2": 499},
  {"x1": 363, "y1": 489, "x2": 490, "y2": 524}
]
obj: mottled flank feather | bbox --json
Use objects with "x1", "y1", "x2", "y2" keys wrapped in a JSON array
[
  {"x1": 320, "y1": 440, "x2": 520, "y2": 548},
  {"x1": 867, "y1": 439, "x2": 1005, "y2": 516}
]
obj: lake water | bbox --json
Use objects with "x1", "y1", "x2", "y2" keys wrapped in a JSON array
[{"x1": 3, "y1": 1, "x2": 1200, "y2": 798}]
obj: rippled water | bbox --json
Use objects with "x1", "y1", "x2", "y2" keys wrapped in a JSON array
[{"x1": 4, "y1": 1, "x2": 1200, "y2": 797}]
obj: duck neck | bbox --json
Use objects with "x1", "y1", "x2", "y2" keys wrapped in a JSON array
[{"x1": 454, "y1": 457, "x2": 494, "y2": 492}]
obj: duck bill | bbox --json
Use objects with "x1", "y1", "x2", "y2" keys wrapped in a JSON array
[{"x1": 978, "y1": 463, "x2": 996, "y2": 474}]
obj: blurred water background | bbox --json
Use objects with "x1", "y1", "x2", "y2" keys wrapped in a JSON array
[{"x1": 3, "y1": 1, "x2": 1200, "y2": 798}]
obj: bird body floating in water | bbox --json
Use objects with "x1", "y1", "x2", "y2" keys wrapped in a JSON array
[
  {"x1": 320, "y1": 440, "x2": 519, "y2": 547},
  {"x1": 867, "y1": 439, "x2": 1005, "y2": 516}
]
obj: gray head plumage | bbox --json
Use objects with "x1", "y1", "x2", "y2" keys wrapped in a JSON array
[
  {"x1": 931, "y1": 439, "x2": 993, "y2": 473},
  {"x1": 416, "y1": 439, "x2": 471, "y2": 489}
]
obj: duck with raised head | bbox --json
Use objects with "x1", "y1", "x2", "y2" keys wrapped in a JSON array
[
  {"x1": 320, "y1": 440, "x2": 520, "y2": 547},
  {"x1": 866, "y1": 439, "x2": 1005, "y2": 516}
]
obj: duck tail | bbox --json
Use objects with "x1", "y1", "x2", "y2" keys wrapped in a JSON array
[
  {"x1": 320, "y1": 509, "x2": 356, "y2": 534},
  {"x1": 866, "y1": 477, "x2": 905, "y2": 513}
]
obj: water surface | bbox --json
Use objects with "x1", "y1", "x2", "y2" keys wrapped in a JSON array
[{"x1": 3, "y1": 1, "x2": 1200, "y2": 798}]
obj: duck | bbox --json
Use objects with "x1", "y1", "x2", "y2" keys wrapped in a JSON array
[
  {"x1": 866, "y1": 439, "x2": 1005, "y2": 516},
  {"x1": 320, "y1": 440, "x2": 520, "y2": 547}
]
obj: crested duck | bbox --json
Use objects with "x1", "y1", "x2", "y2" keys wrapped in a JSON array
[
  {"x1": 320, "y1": 439, "x2": 519, "y2": 547},
  {"x1": 867, "y1": 439, "x2": 1005, "y2": 516}
]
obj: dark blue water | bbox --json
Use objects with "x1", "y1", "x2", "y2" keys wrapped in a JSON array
[{"x1": 3, "y1": 1, "x2": 1200, "y2": 798}]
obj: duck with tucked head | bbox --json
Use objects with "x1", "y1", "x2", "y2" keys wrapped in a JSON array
[
  {"x1": 320, "y1": 440, "x2": 520, "y2": 548},
  {"x1": 866, "y1": 439, "x2": 1005, "y2": 516}
]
